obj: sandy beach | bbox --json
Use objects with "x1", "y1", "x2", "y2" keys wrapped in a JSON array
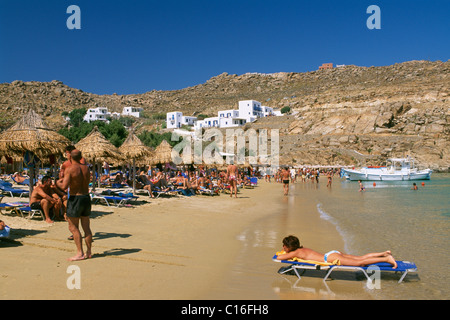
[{"x1": 1, "y1": 179, "x2": 374, "y2": 300}]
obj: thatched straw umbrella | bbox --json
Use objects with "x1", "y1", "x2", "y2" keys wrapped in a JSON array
[
  {"x1": 151, "y1": 140, "x2": 173, "y2": 166},
  {"x1": 0, "y1": 109, "x2": 71, "y2": 192},
  {"x1": 75, "y1": 126, "x2": 122, "y2": 190},
  {"x1": 119, "y1": 130, "x2": 153, "y2": 194}
]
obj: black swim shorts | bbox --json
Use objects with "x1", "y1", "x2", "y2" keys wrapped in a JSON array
[
  {"x1": 30, "y1": 202, "x2": 42, "y2": 210},
  {"x1": 66, "y1": 195, "x2": 91, "y2": 218},
  {"x1": 283, "y1": 180, "x2": 290, "y2": 184}
]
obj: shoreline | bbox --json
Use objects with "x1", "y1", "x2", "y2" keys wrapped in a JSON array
[{"x1": 1, "y1": 178, "x2": 373, "y2": 300}]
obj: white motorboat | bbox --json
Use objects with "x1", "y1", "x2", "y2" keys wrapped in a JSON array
[{"x1": 342, "y1": 157, "x2": 432, "y2": 181}]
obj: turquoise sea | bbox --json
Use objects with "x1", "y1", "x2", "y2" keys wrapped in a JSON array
[
  {"x1": 312, "y1": 173, "x2": 450, "y2": 299},
  {"x1": 209, "y1": 174, "x2": 449, "y2": 300}
]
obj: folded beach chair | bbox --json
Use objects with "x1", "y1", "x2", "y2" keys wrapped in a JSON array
[
  {"x1": 272, "y1": 254, "x2": 417, "y2": 284},
  {"x1": 0, "y1": 185, "x2": 29, "y2": 198}
]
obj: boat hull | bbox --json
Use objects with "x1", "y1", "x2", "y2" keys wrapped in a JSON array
[{"x1": 343, "y1": 169, "x2": 432, "y2": 181}]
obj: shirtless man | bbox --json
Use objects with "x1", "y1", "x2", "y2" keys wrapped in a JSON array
[
  {"x1": 281, "y1": 168, "x2": 290, "y2": 196},
  {"x1": 226, "y1": 161, "x2": 238, "y2": 198},
  {"x1": 57, "y1": 150, "x2": 92, "y2": 261},
  {"x1": 29, "y1": 176, "x2": 60, "y2": 224},
  {"x1": 276, "y1": 235, "x2": 397, "y2": 268}
]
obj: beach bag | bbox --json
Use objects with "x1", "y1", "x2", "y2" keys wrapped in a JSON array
[{"x1": 0, "y1": 226, "x2": 11, "y2": 239}]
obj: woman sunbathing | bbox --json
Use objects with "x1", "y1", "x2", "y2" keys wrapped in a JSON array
[{"x1": 277, "y1": 235, "x2": 397, "y2": 268}]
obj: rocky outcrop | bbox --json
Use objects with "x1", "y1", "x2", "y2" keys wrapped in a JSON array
[{"x1": 0, "y1": 60, "x2": 448, "y2": 171}]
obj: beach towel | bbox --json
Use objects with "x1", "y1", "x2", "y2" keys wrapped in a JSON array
[{"x1": 275, "y1": 251, "x2": 340, "y2": 266}]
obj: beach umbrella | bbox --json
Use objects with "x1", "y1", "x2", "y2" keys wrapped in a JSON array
[
  {"x1": 119, "y1": 130, "x2": 154, "y2": 194},
  {"x1": 0, "y1": 109, "x2": 71, "y2": 192},
  {"x1": 75, "y1": 126, "x2": 122, "y2": 190},
  {"x1": 151, "y1": 140, "x2": 173, "y2": 165}
]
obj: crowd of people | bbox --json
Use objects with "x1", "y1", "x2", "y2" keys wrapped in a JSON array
[{"x1": 100, "y1": 162, "x2": 258, "y2": 198}]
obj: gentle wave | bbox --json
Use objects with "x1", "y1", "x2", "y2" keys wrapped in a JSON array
[{"x1": 316, "y1": 203, "x2": 352, "y2": 253}]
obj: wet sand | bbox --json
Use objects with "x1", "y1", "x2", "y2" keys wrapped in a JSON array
[{"x1": 0, "y1": 179, "x2": 374, "y2": 300}]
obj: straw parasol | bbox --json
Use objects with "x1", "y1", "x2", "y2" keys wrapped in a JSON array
[
  {"x1": 75, "y1": 126, "x2": 122, "y2": 190},
  {"x1": 119, "y1": 130, "x2": 153, "y2": 160},
  {"x1": 0, "y1": 109, "x2": 70, "y2": 159},
  {"x1": 151, "y1": 140, "x2": 173, "y2": 165},
  {"x1": 119, "y1": 130, "x2": 153, "y2": 194},
  {"x1": 0, "y1": 109, "x2": 71, "y2": 192}
]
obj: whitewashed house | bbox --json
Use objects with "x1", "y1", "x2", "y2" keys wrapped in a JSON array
[
  {"x1": 182, "y1": 116, "x2": 197, "y2": 126},
  {"x1": 167, "y1": 112, "x2": 183, "y2": 129},
  {"x1": 262, "y1": 105, "x2": 275, "y2": 117},
  {"x1": 122, "y1": 106, "x2": 143, "y2": 118},
  {"x1": 167, "y1": 112, "x2": 198, "y2": 129},
  {"x1": 167, "y1": 99, "x2": 282, "y2": 130},
  {"x1": 194, "y1": 117, "x2": 220, "y2": 130},
  {"x1": 219, "y1": 117, "x2": 247, "y2": 128},
  {"x1": 238, "y1": 100, "x2": 264, "y2": 123},
  {"x1": 83, "y1": 107, "x2": 111, "y2": 123},
  {"x1": 218, "y1": 109, "x2": 246, "y2": 128}
]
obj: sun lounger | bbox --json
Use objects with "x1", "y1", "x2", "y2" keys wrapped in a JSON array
[
  {"x1": 0, "y1": 185, "x2": 29, "y2": 198},
  {"x1": 91, "y1": 194, "x2": 133, "y2": 207},
  {"x1": 0, "y1": 203, "x2": 12, "y2": 214},
  {"x1": 11, "y1": 176, "x2": 30, "y2": 186},
  {"x1": 17, "y1": 206, "x2": 45, "y2": 221},
  {"x1": 0, "y1": 180, "x2": 13, "y2": 187},
  {"x1": 197, "y1": 187, "x2": 218, "y2": 196},
  {"x1": 155, "y1": 188, "x2": 182, "y2": 197},
  {"x1": 272, "y1": 254, "x2": 417, "y2": 284}
]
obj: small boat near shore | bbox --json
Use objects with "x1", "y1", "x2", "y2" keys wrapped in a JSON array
[{"x1": 342, "y1": 157, "x2": 432, "y2": 181}]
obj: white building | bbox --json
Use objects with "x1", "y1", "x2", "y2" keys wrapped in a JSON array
[
  {"x1": 238, "y1": 100, "x2": 264, "y2": 123},
  {"x1": 167, "y1": 99, "x2": 282, "y2": 130},
  {"x1": 217, "y1": 109, "x2": 246, "y2": 128},
  {"x1": 122, "y1": 106, "x2": 143, "y2": 118},
  {"x1": 167, "y1": 112, "x2": 198, "y2": 129},
  {"x1": 219, "y1": 117, "x2": 246, "y2": 128},
  {"x1": 262, "y1": 106, "x2": 275, "y2": 117},
  {"x1": 182, "y1": 116, "x2": 197, "y2": 126},
  {"x1": 166, "y1": 112, "x2": 183, "y2": 129},
  {"x1": 83, "y1": 107, "x2": 111, "y2": 123},
  {"x1": 218, "y1": 109, "x2": 239, "y2": 119}
]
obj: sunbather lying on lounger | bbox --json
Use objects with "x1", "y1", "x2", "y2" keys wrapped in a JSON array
[{"x1": 277, "y1": 235, "x2": 397, "y2": 268}]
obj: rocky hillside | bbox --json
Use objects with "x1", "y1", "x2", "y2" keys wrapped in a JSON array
[{"x1": 0, "y1": 60, "x2": 448, "y2": 171}]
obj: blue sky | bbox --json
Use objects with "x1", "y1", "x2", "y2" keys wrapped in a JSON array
[{"x1": 0, "y1": 0, "x2": 448, "y2": 95}]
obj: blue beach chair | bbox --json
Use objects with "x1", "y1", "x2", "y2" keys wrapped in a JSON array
[
  {"x1": 91, "y1": 194, "x2": 133, "y2": 207},
  {"x1": 11, "y1": 176, "x2": 30, "y2": 186},
  {"x1": 273, "y1": 254, "x2": 418, "y2": 284},
  {"x1": 17, "y1": 206, "x2": 45, "y2": 221},
  {"x1": 0, "y1": 185, "x2": 29, "y2": 198}
]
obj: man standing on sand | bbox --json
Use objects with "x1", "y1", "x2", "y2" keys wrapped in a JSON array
[
  {"x1": 57, "y1": 150, "x2": 92, "y2": 261},
  {"x1": 281, "y1": 167, "x2": 290, "y2": 196},
  {"x1": 227, "y1": 160, "x2": 238, "y2": 198}
]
